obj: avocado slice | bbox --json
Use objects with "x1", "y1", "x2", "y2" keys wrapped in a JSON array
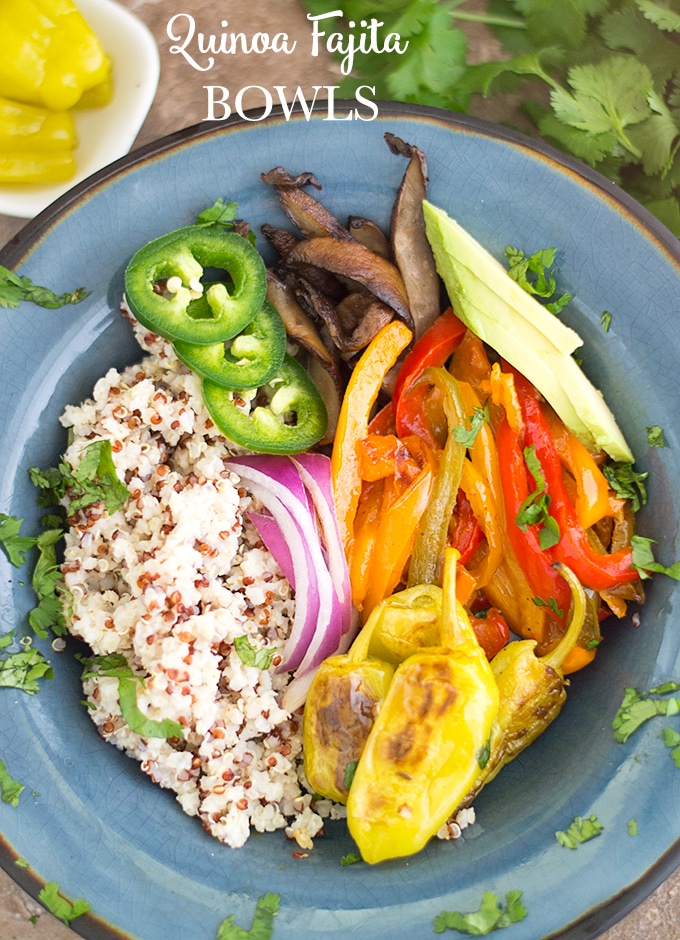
[{"x1": 423, "y1": 200, "x2": 634, "y2": 463}]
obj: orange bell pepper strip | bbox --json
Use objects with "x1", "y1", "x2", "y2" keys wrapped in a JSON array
[
  {"x1": 361, "y1": 466, "x2": 435, "y2": 617},
  {"x1": 331, "y1": 320, "x2": 413, "y2": 558},
  {"x1": 350, "y1": 479, "x2": 384, "y2": 609},
  {"x1": 460, "y1": 458, "x2": 503, "y2": 590}
]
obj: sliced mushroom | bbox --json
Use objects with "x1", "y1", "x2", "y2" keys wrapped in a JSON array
[
  {"x1": 260, "y1": 167, "x2": 322, "y2": 190},
  {"x1": 308, "y1": 356, "x2": 341, "y2": 445},
  {"x1": 385, "y1": 132, "x2": 441, "y2": 339},
  {"x1": 277, "y1": 188, "x2": 353, "y2": 241},
  {"x1": 261, "y1": 223, "x2": 300, "y2": 259},
  {"x1": 348, "y1": 216, "x2": 391, "y2": 259},
  {"x1": 266, "y1": 270, "x2": 342, "y2": 389},
  {"x1": 285, "y1": 236, "x2": 414, "y2": 331}
]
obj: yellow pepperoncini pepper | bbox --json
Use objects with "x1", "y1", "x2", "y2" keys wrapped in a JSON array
[
  {"x1": 462, "y1": 562, "x2": 588, "y2": 805},
  {"x1": 0, "y1": 0, "x2": 111, "y2": 112},
  {"x1": 0, "y1": 95, "x2": 76, "y2": 183},
  {"x1": 303, "y1": 583, "x2": 442, "y2": 804},
  {"x1": 346, "y1": 549, "x2": 499, "y2": 864}
]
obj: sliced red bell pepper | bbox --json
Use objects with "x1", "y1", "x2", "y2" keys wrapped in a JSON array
[
  {"x1": 469, "y1": 605, "x2": 511, "y2": 660},
  {"x1": 449, "y1": 489, "x2": 484, "y2": 565},
  {"x1": 495, "y1": 414, "x2": 572, "y2": 625},
  {"x1": 392, "y1": 306, "x2": 466, "y2": 406},
  {"x1": 514, "y1": 372, "x2": 638, "y2": 593}
]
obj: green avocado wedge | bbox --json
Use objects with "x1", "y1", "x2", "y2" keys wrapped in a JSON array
[{"x1": 422, "y1": 201, "x2": 634, "y2": 463}]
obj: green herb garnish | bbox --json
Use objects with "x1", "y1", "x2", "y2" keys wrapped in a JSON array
[
  {"x1": 631, "y1": 535, "x2": 680, "y2": 581},
  {"x1": 647, "y1": 425, "x2": 666, "y2": 448},
  {"x1": 0, "y1": 635, "x2": 53, "y2": 695},
  {"x1": 29, "y1": 528, "x2": 67, "y2": 638},
  {"x1": 515, "y1": 445, "x2": 560, "y2": 549},
  {"x1": 433, "y1": 889, "x2": 527, "y2": 934},
  {"x1": 602, "y1": 462, "x2": 648, "y2": 514},
  {"x1": 233, "y1": 636, "x2": 277, "y2": 670},
  {"x1": 216, "y1": 892, "x2": 280, "y2": 940},
  {"x1": 599, "y1": 310, "x2": 612, "y2": 333},
  {"x1": 38, "y1": 881, "x2": 91, "y2": 926},
  {"x1": 555, "y1": 814, "x2": 603, "y2": 849},
  {"x1": 505, "y1": 245, "x2": 572, "y2": 314},
  {"x1": 0, "y1": 265, "x2": 89, "y2": 310},
  {"x1": 627, "y1": 818, "x2": 638, "y2": 836},
  {"x1": 453, "y1": 403, "x2": 490, "y2": 448},
  {"x1": 343, "y1": 758, "x2": 359, "y2": 791},
  {"x1": 340, "y1": 852, "x2": 362, "y2": 866},
  {"x1": 0, "y1": 759, "x2": 24, "y2": 807},
  {"x1": 30, "y1": 438, "x2": 129, "y2": 516},
  {"x1": 612, "y1": 685, "x2": 680, "y2": 743},
  {"x1": 661, "y1": 727, "x2": 680, "y2": 767},
  {"x1": 532, "y1": 595, "x2": 564, "y2": 619},
  {"x1": 0, "y1": 514, "x2": 37, "y2": 567}
]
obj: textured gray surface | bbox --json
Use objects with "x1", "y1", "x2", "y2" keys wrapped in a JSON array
[{"x1": 0, "y1": 1, "x2": 678, "y2": 937}]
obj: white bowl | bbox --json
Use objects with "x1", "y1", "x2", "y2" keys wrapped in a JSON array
[{"x1": 0, "y1": 0, "x2": 159, "y2": 220}]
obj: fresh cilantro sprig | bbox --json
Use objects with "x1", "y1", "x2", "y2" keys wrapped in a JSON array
[
  {"x1": 504, "y1": 246, "x2": 573, "y2": 314},
  {"x1": 216, "y1": 892, "x2": 280, "y2": 940},
  {"x1": 233, "y1": 636, "x2": 277, "y2": 670},
  {"x1": 30, "y1": 439, "x2": 128, "y2": 516},
  {"x1": 38, "y1": 881, "x2": 91, "y2": 926},
  {"x1": 631, "y1": 535, "x2": 680, "y2": 581},
  {"x1": 0, "y1": 633, "x2": 53, "y2": 695},
  {"x1": 0, "y1": 514, "x2": 37, "y2": 567},
  {"x1": 433, "y1": 889, "x2": 527, "y2": 934},
  {"x1": 0, "y1": 758, "x2": 25, "y2": 807},
  {"x1": 602, "y1": 462, "x2": 648, "y2": 514},
  {"x1": 29, "y1": 528, "x2": 67, "y2": 638},
  {"x1": 515, "y1": 445, "x2": 560, "y2": 550},
  {"x1": 197, "y1": 198, "x2": 239, "y2": 227},
  {"x1": 647, "y1": 425, "x2": 666, "y2": 448},
  {"x1": 612, "y1": 683, "x2": 680, "y2": 743},
  {"x1": 453, "y1": 403, "x2": 490, "y2": 448},
  {"x1": 0, "y1": 265, "x2": 89, "y2": 310},
  {"x1": 555, "y1": 815, "x2": 603, "y2": 849},
  {"x1": 78, "y1": 653, "x2": 185, "y2": 740}
]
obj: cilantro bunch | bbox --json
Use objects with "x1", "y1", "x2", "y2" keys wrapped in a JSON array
[{"x1": 300, "y1": 0, "x2": 680, "y2": 237}]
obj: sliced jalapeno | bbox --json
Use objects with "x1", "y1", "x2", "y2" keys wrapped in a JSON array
[
  {"x1": 124, "y1": 224, "x2": 266, "y2": 345},
  {"x1": 203, "y1": 354, "x2": 328, "y2": 454},
  {"x1": 174, "y1": 299, "x2": 287, "y2": 390}
]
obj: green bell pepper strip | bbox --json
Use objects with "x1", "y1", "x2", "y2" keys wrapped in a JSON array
[
  {"x1": 124, "y1": 224, "x2": 267, "y2": 345},
  {"x1": 203, "y1": 353, "x2": 328, "y2": 454},
  {"x1": 173, "y1": 299, "x2": 286, "y2": 390}
]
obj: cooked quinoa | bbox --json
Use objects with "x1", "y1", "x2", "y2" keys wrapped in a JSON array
[{"x1": 58, "y1": 309, "x2": 336, "y2": 849}]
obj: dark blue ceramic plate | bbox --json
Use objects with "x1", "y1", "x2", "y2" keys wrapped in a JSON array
[{"x1": 1, "y1": 103, "x2": 679, "y2": 940}]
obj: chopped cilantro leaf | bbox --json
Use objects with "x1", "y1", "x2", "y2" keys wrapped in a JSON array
[
  {"x1": 197, "y1": 198, "x2": 239, "y2": 227},
  {"x1": 532, "y1": 595, "x2": 564, "y2": 619},
  {"x1": 216, "y1": 892, "x2": 280, "y2": 940},
  {"x1": 0, "y1": 759, "x2": 24, "y2": 807},
  {"x1": 30, "y1": 439, "x2": 129, "y2": 516},
  {"x1": 661, "y1": 727, "x2": 680, "y2": 767},
  {"x1": 647, "y1": 425, "x2": 666, "y2": 447},
  {"x1": 0, "y1": 640, "x2": 53, "y2": 695},
  {"x1": 505, "y1": 245, "x2": 572, "y2": 313},
  {"x1": 631, "y1": 535, "x2": 680, "y2": 581},
  {"x1": 599, "y1": 310, "x2": 612, "y2": 333},
  {"x1": 555, "y1": 815, "x2": 603, "y2": 849},
  {"x1": 627, "y1": 818, "x2": 638, "y2": 836},
  {"x1": 515, "y1": 446, "x2": 560, "y2": 549},
  {"x1": 233, "y1": 636, "x2": 277, "y2": 670},
  {"x1": 117, "y1": 676, "x2": 184, "y2": 740},
  {"x1": 453, "y1": 404, "x2": 490, "y2": 448},
  {"x1": 0, "y1": 514, "x2": 37, "y2": 567},
  {"x1": 433, "y1": 889, "x2": 527, "y2": 934},
  {"x1": 77, "y1": 652, "x2": 134, "y2": 679},
  {"x1": 29, "y1": 528, "x2": 67, "y2": 638},
  {"x1": 612, "y1": 685, "x2": 680, "y2": 742},
  {"x1": 0, "y1": 265, "x2": 89, "y2": 310},
  {"x1": 15, "y1": 857, "x2": 29, "y2": 868},
  {"x1": 602, "y1": 463, "x2": 648, "y2": 514},
  {"x1": 340, "y1": 852, "x2": 362, "y2": 866},
  {"x1": 38, "y1": 881, "x2": 91, "y2": 926},
  {"x1": 343, "y1": 758, "x2": 358, "y2": 791}
]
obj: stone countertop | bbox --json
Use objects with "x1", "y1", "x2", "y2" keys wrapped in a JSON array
[{"x1": 0, "y1": 1, "x2": 678, "y2": 937}]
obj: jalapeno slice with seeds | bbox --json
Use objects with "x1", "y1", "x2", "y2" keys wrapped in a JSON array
[
  {"x1": 174, "y1": 299, "x2": 287, "y2": 390},
  {"x1": 124, "y1": 224, "x2": 266, "y2": 345},
  {"x1": 203, "y1": 354, "x2": 328, "y2": 454}
]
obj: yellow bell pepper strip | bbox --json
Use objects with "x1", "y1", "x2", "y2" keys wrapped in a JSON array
[
  {"x1": 331, "y1": 319, "x2": 413, "y2": 559},
  {"x1": 0, "y1": 0, "x2": 111, "y2": 111},
  {"x1": 407, "y1": 368, "x2": 466, "y2": 587},
  {"x1": 347, "y1": 549, "x2": 499, "y2": 864},
  {"x1": 0, "y1": 149, "x2": 75, "y2": 183},
  {"x1": 462, "y1": 563, "x2": 587, "y2": 806}
]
